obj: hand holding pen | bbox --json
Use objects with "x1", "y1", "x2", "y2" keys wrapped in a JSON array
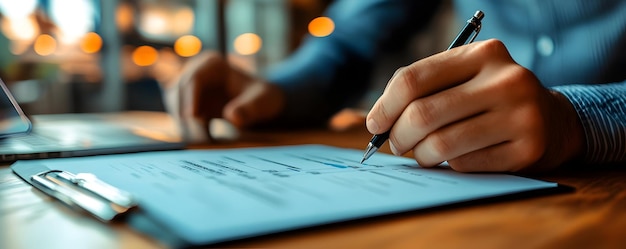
[
  {"x1": 361, "y1": 10, "x2": 584, "y2": 173},
  {"x1": 361, "y1": 11, "x2": 485, "y2": 163}
]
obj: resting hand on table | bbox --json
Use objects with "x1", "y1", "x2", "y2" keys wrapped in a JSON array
[
  {"x1": 163, "y1": 52, "x2": 285, "y2": 140},
  {"x1": 366, "y1": 39, "x2": 585, "y2": 172}
]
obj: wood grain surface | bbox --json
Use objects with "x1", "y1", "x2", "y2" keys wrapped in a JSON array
[{"x1": 2, "y1": 113, "x2": 625, "y2": 249}]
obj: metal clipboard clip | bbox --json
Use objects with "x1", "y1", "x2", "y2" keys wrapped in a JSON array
[{"x1": 31, "y1": 170, "x2": 137, "y2": 222}]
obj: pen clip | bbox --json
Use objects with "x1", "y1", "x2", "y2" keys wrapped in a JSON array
[
  {"x1": 31, "y1": 170, "x2": 137, "y2": 222},
  {"x1": 468, "y1": 23, "x2": 481, "y2": 44}
]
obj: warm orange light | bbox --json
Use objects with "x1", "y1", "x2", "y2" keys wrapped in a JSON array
[
  {"x1": 1, "y1": 16, "x2": 39, "y2": 41},
  {"x1": 80, "y1": 32, "x2": 102, "y2": 54},
  {"x1": 233, "y1": 33, "x2": 262, "y2": 55},
  {"x1": 308, "y1": 16, "x2": 334, "y2": 37},
  {"x1": 174, "y1": 35, "x2": 202, "y2": 57},
  {"x1": 116, "y1": 3, "x2": 134, "y2": 32},
  {"x1": 141, "y1": 9, "x2": 168, "y2": 35},
  {"x1": 132, "y1": 46, "x2": 158, "y2": 66},
  {"x1": 33, "y1": 34, "x2": 57, "y2": 56},
  {"x1": 172, "y1": 7, "x2": 194, "y2": 35}
]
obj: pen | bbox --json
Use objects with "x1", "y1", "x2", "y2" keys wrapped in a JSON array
[{"x1": 360, "y1": 10, "x2": 485, "y2": 164}]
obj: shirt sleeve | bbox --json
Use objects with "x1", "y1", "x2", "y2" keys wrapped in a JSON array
[
  {"x1": 553, "y1": 82, "x2": 626, "y2": 164},
  {"x1": 264, "y1": 0, "x2": 440, "y2": 126}
]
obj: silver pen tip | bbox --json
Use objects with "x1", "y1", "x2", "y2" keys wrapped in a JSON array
[{"x1": 360, "y1": 143, "x2": 378, "y2": 164}]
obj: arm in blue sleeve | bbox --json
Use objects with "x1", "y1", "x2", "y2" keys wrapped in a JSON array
[
  {"x1": 264, "y1": 0, "x2": 441, "y2": 126},
  {"x1": 553, "y1": 82, "x2": 626, "y2": 164}
]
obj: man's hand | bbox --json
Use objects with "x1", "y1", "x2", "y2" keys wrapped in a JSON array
[
  {"x1": 366, "y1": 39, "x2": 584, "y2": 172},
  {"x1": 163, "y1": 52, "x2": 285, "y2": 141}
]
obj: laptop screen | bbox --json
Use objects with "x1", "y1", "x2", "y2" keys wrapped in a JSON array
[{"x1": 0, "y1": 79, "x2": 32, "y2": 138}]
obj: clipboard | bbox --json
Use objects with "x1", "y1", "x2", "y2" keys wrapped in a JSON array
[
  {"x1": 12, "y1": 162, "x2": 190, "y2": 248},
  {"x1": 11, "y1": 145, "x2": 569, "y2": 247}
]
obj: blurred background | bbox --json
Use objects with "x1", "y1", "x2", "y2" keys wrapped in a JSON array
[
  {"x1": 0, "y1": 0, "x2": 320, "y2": 114},
  {"x1": 0, "y1": 0, "x2": 453, "y2": 118}
]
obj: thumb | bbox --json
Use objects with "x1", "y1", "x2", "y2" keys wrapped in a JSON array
[
  {"x1": 222, "y1": 99, "x2": 248, "y2": 128},
  {"x1": 223, "y1": 82, "x2": 284, "y2": 128}
]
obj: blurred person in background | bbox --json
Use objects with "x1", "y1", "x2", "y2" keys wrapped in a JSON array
[{"x1": 163, "y1": 0, "x2": 626, "y2": 173}]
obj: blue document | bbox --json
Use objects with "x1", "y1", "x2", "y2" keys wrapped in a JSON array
[{"x1": 11, "y1": 145, "x2": 561, "y2": 246}]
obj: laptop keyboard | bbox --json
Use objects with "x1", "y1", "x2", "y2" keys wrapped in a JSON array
[
  {"x1": 15, "y1": 133, "x2": 58, "y2": 146},
  {"x1": 0, "y1": 133, "x2": 66, "y2": 161}
]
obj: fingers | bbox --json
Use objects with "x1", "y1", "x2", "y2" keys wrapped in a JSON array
[
  {"x1": 223, "y1": 82, "x2": 285, "y2": 128},
  {"x1": 364, "y1": 39, "x2": 566, "y2": 172},
  {"x1": 192, "y1": 79, "x2": 229, "y2": 120},
  {"x1": 388, "y1": 80, "x2": 492, "y2": 155},
  {"x1": 366, "y1": 39, "x2": 512, "y2": 135},
  {"x1": 166, "y1": 52, "x2": 228, "y2": 121},
  {"x1": 162, "y1": 52, "x2": 239, "y2": 142},
  {"x1": 410, "y1": 111, "x2": 510, "y2": 167},
  {"x1": 445, "y1": 139, "x2": 541, "y2": 172},
  {"x1": 167, "y1": 49, "x2": 285, "y2": 130},
  {"x1": 190, "y1": 54, "x2": 230, "y2": 121},
  {"x1": 367, "y1": 42, "x2": 481, "y2": 134}
]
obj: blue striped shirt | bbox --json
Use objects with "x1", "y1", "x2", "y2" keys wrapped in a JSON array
[
  {"x1": 555, "y1": 84, "x2": 626, "y2": 163},
  {"x1": 266, "y1": 0, "x2": 626, "y2": 165}
]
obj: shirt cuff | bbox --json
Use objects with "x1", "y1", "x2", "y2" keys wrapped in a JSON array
[{"x1": 553, "y1": 83, "x2": 626, "y2": 164}]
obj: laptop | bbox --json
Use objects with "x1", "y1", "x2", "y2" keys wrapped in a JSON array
[{"x1": 0, "y1": 78, "x2": 185, "y2": 163}]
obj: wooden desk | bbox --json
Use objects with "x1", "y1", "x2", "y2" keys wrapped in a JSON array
[{"x1": 2, "y1": 120, "x2": 626, "y2": 248}]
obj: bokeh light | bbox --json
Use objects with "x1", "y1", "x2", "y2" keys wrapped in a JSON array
[
  {"x1": 50, "y1": 0, "x2": 95, "y2": 44},
  {"x1": 138, "y1": 5, "x2": 194, "y2": 38},
  {"x1": 33, "y1": 34, "x2": 57, "y2": 56},
  {"x1": 132, "y1": 45, "x2": 158, "y2": 66},
  {"x1": 174, "y1": 35, "x2": 202, "y2": 57},
  {"x1": 0, "y1": 0, "x2": 37, "y2": 19},
  {"x1": 233, "y1": 33, "x2": 262, "y2": 55},
  {"x1": 80, "y1": 32, "x2": 102, "y2": 54},
  {"x1": 1, "y1": 15, "x2": 39, "y2": 40},
  {"x1": 116, "y1": 2, "x2": 134, "y2": 32},
  {"x1": 308, "y1": 16, "x2": 334, "y2": 37},
  {"x1": 172, "y1": 7, "x2": 194, "y2": 35},
  {"x1": 141, "y1": 9, "x2": 168, "y2": 36},
  {"x1": 0, "y1": 0, "x2": 39, "y2": 41}
]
